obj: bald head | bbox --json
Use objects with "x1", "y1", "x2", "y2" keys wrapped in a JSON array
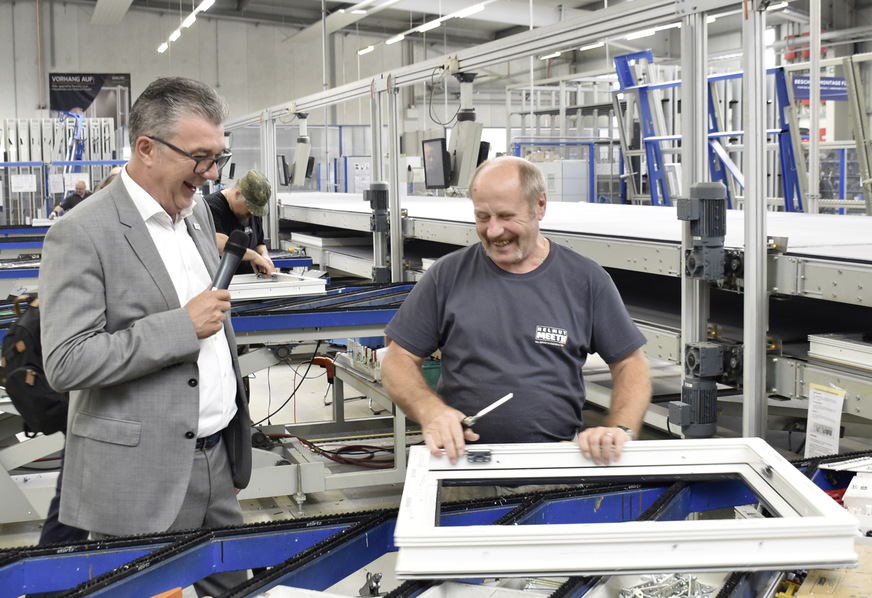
[{"x1": 470, "y1": 156, "x2": 546, "y2": 215}]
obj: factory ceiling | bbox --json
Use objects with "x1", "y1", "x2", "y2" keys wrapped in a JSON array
[{"x1": 87, "y1": 0, "x2": 820, "y2": 48}]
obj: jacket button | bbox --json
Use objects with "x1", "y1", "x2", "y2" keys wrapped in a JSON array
[
  {"x1": 188, "y1": 378, "x2": 198, "y2": 387},
  {"x1": 185, "y1": 431, "x2": 195, "y2": 439}
]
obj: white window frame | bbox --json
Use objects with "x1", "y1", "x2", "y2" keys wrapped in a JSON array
[{"x1": 394, "y1": 438, "x2": 858, "y2": 579}]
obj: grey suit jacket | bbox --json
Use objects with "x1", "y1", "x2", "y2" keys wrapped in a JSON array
[{"x1": 39, "y1": 177, "x2": 252, "y2": 536}]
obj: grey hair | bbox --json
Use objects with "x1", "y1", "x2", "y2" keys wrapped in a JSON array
[
  {"x1": 470, "y1": 156, "x2": 546, "y2": 214},
  {"x1": 129, "y1": 77, "x2": 228, "y2": 144}
]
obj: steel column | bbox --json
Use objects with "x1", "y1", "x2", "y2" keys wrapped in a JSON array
[{"x1": 742, "y1": 2, "x2": 769, "y2": 439}]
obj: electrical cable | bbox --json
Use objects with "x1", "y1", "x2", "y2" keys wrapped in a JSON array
[
  {"x1": 251, "y1": 340, "x2": 322, "y2": 426},
  {"x1": 269, "y1": 433, "x2": 396, "y2": 469},
  {"x1": 428, "y1": 66, "x2": 460, "y2": 127}
]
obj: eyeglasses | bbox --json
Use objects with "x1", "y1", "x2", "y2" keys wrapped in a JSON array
[{"x1": 147, "y1": 136, "x2": 232, "y2": 175}]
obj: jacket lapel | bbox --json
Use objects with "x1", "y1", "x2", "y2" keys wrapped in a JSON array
[
  {"x1": 113, "y1": 185, "x2": 181, "y2": 310},
  {"x1": 185, "y1": 203, "x2": 220, "y2": 283}
]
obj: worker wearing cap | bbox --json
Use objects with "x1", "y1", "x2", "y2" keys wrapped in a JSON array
[{"x1": 204, "y1": 169, "x2": 276, "y2": 277}]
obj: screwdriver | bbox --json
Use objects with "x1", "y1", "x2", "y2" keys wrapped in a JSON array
[{"x1": 461, "y1": 393, "x2": 514, "y2": 428}]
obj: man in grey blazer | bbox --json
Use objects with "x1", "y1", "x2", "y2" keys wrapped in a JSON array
[{"x1": 39, "y1": 77, "x2": 252, "y2": 596}]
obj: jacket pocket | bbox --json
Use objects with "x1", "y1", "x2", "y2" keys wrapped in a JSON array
[{"x1": 70, "y1": 411, "x2": 141, "y2": 447}]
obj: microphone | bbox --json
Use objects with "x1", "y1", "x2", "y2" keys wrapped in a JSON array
[{"x1": 212, "y1": 229, "x2": 249, "y2": 290}]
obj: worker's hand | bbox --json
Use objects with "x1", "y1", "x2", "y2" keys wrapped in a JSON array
[
  {"x1": 49, "y1": 212, "x2": 57, "y2": 220},
  {"x1": 577, "y1": 426, "x2": 632, "y2": 465},
  {"x1": 185, "y1": 286, "x2": 231, "y2": 339},
  {"x1": 251, "y1": 253, "x2": 276, "y2": 277},
  {"x1": 419, "y1": 403, "x2": 479, "y2": 465}
]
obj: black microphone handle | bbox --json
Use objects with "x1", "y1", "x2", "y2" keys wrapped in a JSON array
[
  {"x1": 211, "y1": 254, "x2": 244, "y2": 290},
  {"x1": 212, "y1": 230, "x2": 249, "y2": 290}
]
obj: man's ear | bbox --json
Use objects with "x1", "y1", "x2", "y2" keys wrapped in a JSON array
[{"x1": 136, "y1": 136, "x2": 159, "y2": 166}]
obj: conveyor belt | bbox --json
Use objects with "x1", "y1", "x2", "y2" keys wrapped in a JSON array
[
  {"x1": 0, "y1": 283, "x2": 410, "y2": 346},
  {"x1": 230, "y1": 282, "x2": 413, "y2": 337},
  {"x1": 0, "y1": 226, "x2": 49, "y2": 237},
  {"x1": 1, "y1": 449, "x2": 862, "y2": 597}
]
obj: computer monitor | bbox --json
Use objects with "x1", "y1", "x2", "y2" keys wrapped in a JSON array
[{"x1": 422, "y1": 137, "x2": 451, "y2": 189}]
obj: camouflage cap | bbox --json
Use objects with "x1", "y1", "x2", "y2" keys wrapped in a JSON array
[{"x1": 238, "y1": 169, "x2": 271, "y2": 217}]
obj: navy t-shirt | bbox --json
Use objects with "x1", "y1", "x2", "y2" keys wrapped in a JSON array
[{"x1": 384, "y1": 242, "x2": 646, "y2": 444}]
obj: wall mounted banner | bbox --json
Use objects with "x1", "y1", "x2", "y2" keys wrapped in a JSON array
[
  {"x1": 791, "y1": 76, "x2": 848, "y2": 101},
  {"x1": 49, "y1": 74, "x2": 130, "y2": 112}
]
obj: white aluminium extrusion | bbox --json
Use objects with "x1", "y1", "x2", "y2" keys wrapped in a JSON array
[{"x1": 394, "y1": 438, "x2": 858, "y2": 579}]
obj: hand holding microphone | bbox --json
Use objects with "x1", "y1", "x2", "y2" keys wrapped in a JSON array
[{"x1": 186, "y1": 230, "x2": 249, "y2": 338}]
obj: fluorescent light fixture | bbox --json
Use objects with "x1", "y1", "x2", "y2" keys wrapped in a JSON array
[
  {"x1": 158, "y1": 42, "x2": 169, "y2": 53},
  {"x1": 352, "y1": 9, "x2": 367, "y2": 14},
  {"x1": 655, "y1": 22, "x2": 681, "y2": 31},
  {"x1": 579, "y1": 41, "x2": 604, "y2": 52},
  {"x1": 197, "y1": 0, "x2": 215, "y2": 12},
  {"x1": 169, "y1": 29, "x2": 181, "y2": 42},
  {"x1": 454, "y1": 3, "x2": 485, "y2": 18},
  {"x1": 626, "y1": 28, "x2": 655, "y2": 40},
  {"x1": 357, "y1": 45, "x2": 375, "y2": 55},
  {"x1": 386, "y1": 34, "x2": 405, "y2": 45},
  {"x1": 707, "y1": 15, "x2": 717, "y2": 23},
  {"x1": 767, "y1": 1, "x2": 788, "y2": 10},
  {"x1": 416, "y1": 20, "x2": 442, "y2": 33},
  {"x1": 540, "y1": 51, "x2": 561, "y2": 60},
  {"x1": 182, "y1": 13, "x2": 197, "y2": 28}
]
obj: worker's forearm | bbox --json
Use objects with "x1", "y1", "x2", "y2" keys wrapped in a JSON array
[
  {"x1": 607, "y1": 350, "x2": 652, "y2": 433},
  {"x1": 381, "y1": 352, "x2": 444, "y2": 424}
]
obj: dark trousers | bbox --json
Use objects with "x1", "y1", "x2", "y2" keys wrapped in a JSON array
[
  {"x1": 29, "y1": 450, "x2": 89, "y2": 597},
  {"x1": 38, "y1": 450, "x2": 88, "y2": 546}
]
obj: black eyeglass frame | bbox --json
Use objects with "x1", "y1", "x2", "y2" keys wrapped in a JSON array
[{"x1": 147, "y1": 135, "x2": 232, "y2": 175}]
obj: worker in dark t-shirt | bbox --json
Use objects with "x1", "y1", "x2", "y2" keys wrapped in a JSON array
[
  {"x1": 50, "y1": 180, "x2": 92, "y2": 219},
  {"x1": 204, "y1": 169, "x2": 275, "y2": 276}
]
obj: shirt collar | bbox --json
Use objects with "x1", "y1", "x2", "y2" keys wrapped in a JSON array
[{"x1": 121, "y1": 168, "x2": 197, "y2": 226}]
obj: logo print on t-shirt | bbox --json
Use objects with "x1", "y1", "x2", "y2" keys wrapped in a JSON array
[{"x1": 535, "y1": 325, "x2": 568, "y2": 346}]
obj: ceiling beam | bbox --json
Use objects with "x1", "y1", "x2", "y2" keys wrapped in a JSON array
[{"x1": 91, "y1": 0, "x2": 135, "y2": 25}]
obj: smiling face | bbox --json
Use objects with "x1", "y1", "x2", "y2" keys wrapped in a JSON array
[
  {"x1": 133, "y1": 114, "x2": 225, "y2": 219},
  {"x1": 470, "y1": 159, "x2": 547, "y2": 273}
]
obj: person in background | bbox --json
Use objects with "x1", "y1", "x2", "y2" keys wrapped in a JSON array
[
  {"x1": 204, "y1": 169, "x2": 275, "y2": 277},
  {"x1": 49, "y1": 180, "x2": 91, "y2": 219},
  {"x1": 94, "y1": 165, "x2": 124, "y2": 192},
  {"x1": 380, "y1": 156, "x2": 651, "y2": 467},
  {"x1": 39, "y1": 76, "x2": 252, "y2": 597}
]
